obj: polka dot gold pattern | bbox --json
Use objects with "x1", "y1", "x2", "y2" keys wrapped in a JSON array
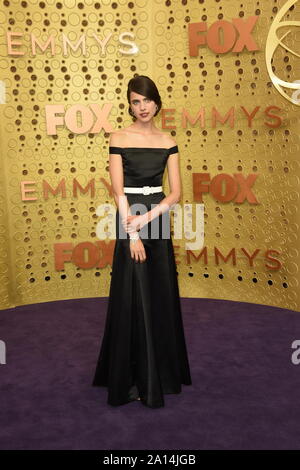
[{"x1": 0, "y1": 0, "x2": 299, "y2": 311}]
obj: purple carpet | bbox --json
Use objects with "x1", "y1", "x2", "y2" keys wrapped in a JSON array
[{"x1": 0, "y1": 297, "x2": 299, "y2": 450}]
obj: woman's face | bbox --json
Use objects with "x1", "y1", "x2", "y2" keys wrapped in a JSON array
[{"x1": 129, "y1": 91, "x2": 157, "y2": 121}]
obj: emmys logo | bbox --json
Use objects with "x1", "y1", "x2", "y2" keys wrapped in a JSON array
[
  {"x1": 0, "y1": 340, "x2": 6, "y2": 365},
  {"x1": 266, "y1": 0, "x2": 300, "y2": 105}
]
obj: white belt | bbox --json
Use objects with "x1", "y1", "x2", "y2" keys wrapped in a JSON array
[{"x1": 124, "y1": 185, "x2": 163, "y2": 195}]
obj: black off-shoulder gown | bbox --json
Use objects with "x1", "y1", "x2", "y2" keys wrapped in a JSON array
[{"x1": 92, "y1": 145, "x2": 192, "y2": 408}]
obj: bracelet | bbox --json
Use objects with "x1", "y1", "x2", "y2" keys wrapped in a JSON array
[{"x1": 129, "y1": 231, "x2": 139, "y2": 244}]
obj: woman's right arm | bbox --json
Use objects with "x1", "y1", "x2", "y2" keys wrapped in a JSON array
[
  {"x1": 108, "y1": 133, "x2": 130, "y2": 223},
  {"x1": 109, "y1": 133, "x2": 146, "y2": 263}
]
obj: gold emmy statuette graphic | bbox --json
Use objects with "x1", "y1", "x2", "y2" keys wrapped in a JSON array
[{"x1": 266, "y1": 0, "x2": 300, "y2": 105}]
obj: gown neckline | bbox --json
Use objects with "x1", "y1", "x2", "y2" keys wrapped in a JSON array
[
  {"x1": 109, "y1": 145, "x2": 178, "y2": 151},
  {"x1": 111, "y1": 147, "x2": 169, "y2": 150}
]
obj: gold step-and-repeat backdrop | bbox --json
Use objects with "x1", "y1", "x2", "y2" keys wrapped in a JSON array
[{"x1": 0, "y1": 0, "x2": 299, "y2": 311}]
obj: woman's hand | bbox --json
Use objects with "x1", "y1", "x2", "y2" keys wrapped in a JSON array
[
  {"x1": 129, "y1": 238, "x2": 147, "y2": 263},
  {"x1": 122, "y1": 214, "x2": 145, "y2": 233}
]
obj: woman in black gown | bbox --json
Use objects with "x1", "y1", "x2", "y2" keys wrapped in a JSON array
[{"x1": 92, "y1": 75, "x2": 192, "y2": 408}]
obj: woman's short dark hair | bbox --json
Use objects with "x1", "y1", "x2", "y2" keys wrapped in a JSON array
[{"x1": 127, "y1": 75, "x2": 162, "y2": 120}]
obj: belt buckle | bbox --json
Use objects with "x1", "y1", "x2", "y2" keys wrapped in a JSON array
[{"x1": 142, "y1": 185, "x2": 151, "y2": 195}]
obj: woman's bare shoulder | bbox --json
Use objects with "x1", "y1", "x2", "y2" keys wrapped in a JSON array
[
  {"x1": 109, "y1": 130, "x2": 127, "y2": 147},
  {"x1": 162, "y1": 133, "x2": 177, "y2": 149},
  {"x1": 147, "y1": 130, "x2": 177, "y2": 148}
]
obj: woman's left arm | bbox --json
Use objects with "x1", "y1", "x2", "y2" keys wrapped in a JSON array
[{"x1": 139, "y1": 142, "x2": 181, "y2": 227}]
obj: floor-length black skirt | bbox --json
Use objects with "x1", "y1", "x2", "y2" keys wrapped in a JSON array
[{"x1": 92, "y1": 193, "x2": 192, "y2": 408}]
